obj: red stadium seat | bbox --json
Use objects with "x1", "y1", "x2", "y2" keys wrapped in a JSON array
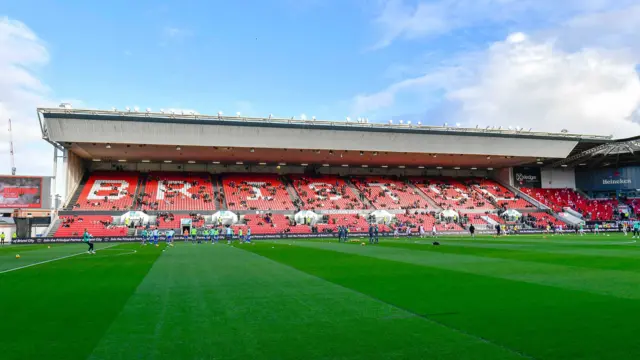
[
  {"x1": 73, "y1": 172, "x2": 139, "y2": 211},
  {"x1": 412, "y1": 177, "x2": 495, "y2": 211},
  {"x1": 351, "y1": 176, "x2": 431, "y2": 210},
  {"x1": 223, "y1": 175, "x2": 295, "y2": 211},
  {"x1": 290, "y1": 175, "x2": 365, "y2": 210},
  {"x1": 519, "y1": 188, "x2": 617, "y2": 221},
  {"x1": 141, "y1": 173, "x2": 216, "y2": 211},
  {"x1": 55, "y1": 215, "x2": 127, "y2": 237}
]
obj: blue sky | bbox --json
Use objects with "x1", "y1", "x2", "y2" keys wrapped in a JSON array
[{"x1": 1, "y1": 0, "x2": 640, "y2": 178}]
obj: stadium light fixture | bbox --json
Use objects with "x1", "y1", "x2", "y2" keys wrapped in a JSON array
[
  {"x1": 118, "y1": 159, "x2": 127, "y2": 162},
  {"x1": 488, "y1": 167, "x2": 494, "y2": 170},
  {"x1": 126, "y1": 107, "x2": 130, "y2": 112},
  {"x1": 105, "y1": 144, "x2": 111, "y2": 149},
  {"x1": 471, "y1": 167, "x2": 477, "y2": 170},
  {"x1": 418, "y1": 166, "x2": 425, "y2": 169},
  {"x1": 346, "y1": 117, "x2": 351, "y2": 122},
  {"x1": 322, "y1": 164, "x2": 330, "y2": 167},
  {"x1": 579, "y1": 163, "x2": 587, "y2": 166},
  {"x1": 279, "y1": 162, "x2": 286, "y2": 166},
  {"x1": 312, "y1": 116, "x2": 316, "y2": 121},
  {"x1": 436, "y1": 166, "x2": 443, "y2": 170},
  {"x1": 92, "y1": 159, "x2": 101, "y2": 162},
  {"x1": 329, "y1": 150, "x2": 334, "y2": 155},
  {"x1": 218, "y1": 111, "x2": 223, "y2": 116},
  {"x1": 417, "y1": 121, "x2": 422, "y2": 125},
  {"x1": 407, "y1": 121, "x2": 412, "y2": 125},
  {"x1": 141, "y1": 160, "x2": 150, "y2": 163},
  {"x1": 561, "y1": 164, "x2": 568, "y2": 167},
  {"x1": 212, "y1": 161, "x2": 221, "y2": 164},
  {"x1": 398, "y1": 165, "x2": 405, "y2": 168},
  {"x1": 456, "y1": 123, "x2": 461, "y2": 127},
  {"x1": 160, "y1": 109, "x2": 165, "y2": 113},
  {"x1": 236, "y1": 161, "x2": 244, "y2": 165},
  {"x1": 389, "y1": 120, "x2": 393, "y2": 124},
  {"x1": 537, "y1": 161, "x2": 544, "y2": 165},
  {"x1": 236, "y1": 112, "x2": 241, "y2": 117},
  {"x1": 453, "y1": 166, "x2": 460, "y2": 170},
  {"x1": 362, "y1": 165, "x2": 368, "y2": 168},
  {"x1": 373, "y1": 152, "x2": 378, "y2": 156},
  {"x1": 170, "y1": 110, "x2": 175, "y2": 115},
  {"x1": 164, "y1": 160, "x2": 172, "y2": 163},
  {"x1": 259, "y1": 162, "x2": 267, "y2": 165},
  {"x1": 134, "y1": 106, "x2": 140, "y2": 112},
  {"x1": 399, "y1": 120, "x2": 404, "y2": 124},
  {"x1": 250, "y1": 148, "x2": 255, "y2": 153},
  {"x1": 486, "y1": 156, "x2": 491, "y2": 160},
  {"x1": 381, "y1": 165, "x2": 388, "y2": 168},
  {"x1": 176, "y1": 146, "x2": 181, "y2": 151},
  {"x1": 146, "y1": 108, "x2": 151, "y2": 113},
  {"x1": 188, "y1": 160, "x2": 196, "y2": 164},
  {"x1": 301, "y1": 163, "x2": 308, "y2": 166},
  {"x1": 269, "y1": 114, "x2": 273, "y2": 119},
  {"x1": 359, "y1": 151, "x2": 364, "y2": 156},
  {"x1": 444, "y1": 122, "x2": 448, "y2": 127},
  {"x1": 112, "y1": 107, "x2": 117, "y2": 112}
]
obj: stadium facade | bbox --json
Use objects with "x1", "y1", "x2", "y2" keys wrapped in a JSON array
[{"x1": 6, "y1": 106, "x2": 637, "y2": 241}]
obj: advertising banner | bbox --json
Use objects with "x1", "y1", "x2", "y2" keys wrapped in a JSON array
[
  {"x1": 575, "y1": 167, "x2": 640, "y2": 191},
  {"x1": 513, "y1": 167, "x2": 541, "y2": 188},
  {"x1": 0, "y1": 176, "x2": 42, "y2": 208}
]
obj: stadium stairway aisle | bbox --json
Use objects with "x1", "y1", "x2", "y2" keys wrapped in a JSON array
[{"x1": 87, "y1": 244, "x2": 524, "y2": 360}]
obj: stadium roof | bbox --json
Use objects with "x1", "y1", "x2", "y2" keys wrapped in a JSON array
[
  {"x1": 550, "y1": 135, "x2": 640, "y2": 168},
  {"x1": 38, "y1": 107, "x2": 614, "y2": 168},
  {"x1": 38, "y1": 107, "x2": 611, "y2": 142}
]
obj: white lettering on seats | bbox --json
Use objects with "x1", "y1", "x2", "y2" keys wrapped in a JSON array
[
  {"x1": 87, "y1": 180, "x2": 129, "y2": 200},
  {"x1": 369, "y1": 183, "x2": 399, "y2": 201},
  {"x1": 308, "y1": 182, "x2": 342, "y2": 200},
  {"x1": 246, "y1": 182, "x2": 273, "y2": 201},
  {"x1": 157, "y1": 181, "x2": 192, "y2": 199}
]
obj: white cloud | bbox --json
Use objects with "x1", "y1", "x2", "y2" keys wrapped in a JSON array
[
  {"x1": 0, "y1": 17, "x2": 58, "y2": 176},
  {"x1": 356, "y1": 3, "x2": 640, "y2": 138},
  {"x1": 370, "y1": 0, "x2": 639, "y2": 49}
]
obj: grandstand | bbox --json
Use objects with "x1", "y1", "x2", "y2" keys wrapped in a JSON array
[{"x1": 28, "y1": 106, "x2": 639, "y2": 239}]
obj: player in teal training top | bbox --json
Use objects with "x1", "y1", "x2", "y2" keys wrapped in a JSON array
[
  {"x1": 83, "y1": 229, "x2": 95, "y2": 254},
  {"x1": 633, "y1": 221, "x2": 640, "y2": 239}
]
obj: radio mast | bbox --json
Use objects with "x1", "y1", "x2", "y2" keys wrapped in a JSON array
[{"x1": 9, "y1": 118, "x2": 16, "y2": 175}]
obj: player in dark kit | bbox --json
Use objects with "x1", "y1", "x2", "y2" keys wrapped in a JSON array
[
  {"x1": 469, "y1": 224, "x2": 475, "y2": 238},
  {"x1": 374, "y1": 225, "x2": 379, "y2": 244},
  {"x1": 83, "y1": 229, "x2": 95, "y2": 254},
  {"x1": 368, "y1": 224, "x2": 375, "y2": 244}
]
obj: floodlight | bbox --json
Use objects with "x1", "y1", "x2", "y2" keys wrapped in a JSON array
[
  {"x1": 218, "y1": 111, "x2": 223, "y2": 116},
  {"x1": 160, "y1": 108, "x2": 165, "y2": 113},
  {"x1": 346, "y1": 117, "x2": 351, "y2": 122},
  {"x1": 146, "y1": 108, "x2": 151, "y2": 113},
  {"x1": 112, "y1": 107, "x2": 117, "y2": 112},
  {"x1": 389, "y1": 120, "x2": 393, "y2": 124},
  {"x1": 456, "y1": 122, "x2": 461, "y2": 127},
  {"x1": 407, "y1": 121, "x2": 412, "y2": 125},
  {"x1": 417, "y1": 121, "x2": 422, "y2": 125},
  {"x1": 444, "y1": 122, "x2": 448, "y2": 127},
  {"x1": 126, "y1": 107, "x2": 130, "y2": 112},
  {"x1": 399, "y1": 120, "x2": 404, "y2": 124},
  {"x1": 236, "y1": 112, "x2": 241, "y2": 117},
  {"x1": 312, "y1": 116, "x2": 316, "y2": 121},
  {"x1": 269, "y1": 114, "x2": 273, "y2": 119},
  {"x1": 134, "y1": 106, "x2": 140, "y2": 112}
]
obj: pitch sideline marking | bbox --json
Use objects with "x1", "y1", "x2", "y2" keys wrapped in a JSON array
[{"x1": 0, "y1": 244, "x2": 119, "y2": 274}]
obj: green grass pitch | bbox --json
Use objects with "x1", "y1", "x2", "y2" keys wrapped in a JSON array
[{"x1": 2, "y1": 234, "x2": 640, "y2": 359}]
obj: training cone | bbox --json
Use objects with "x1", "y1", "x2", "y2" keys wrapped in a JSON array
[{"x1": 15, "y1": 254, "x2": 20, "y2": 259}]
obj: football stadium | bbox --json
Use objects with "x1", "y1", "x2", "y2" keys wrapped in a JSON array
[{"x1": 2, "y1": 105, "x2": 640, "y2": 359}]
